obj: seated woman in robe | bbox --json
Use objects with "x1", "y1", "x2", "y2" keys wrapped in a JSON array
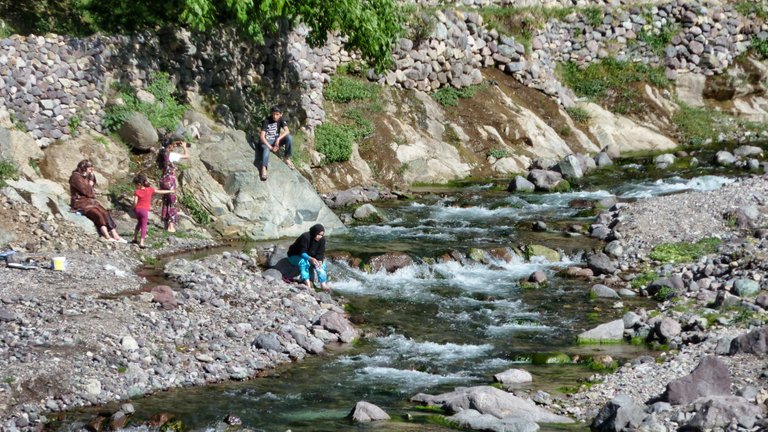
[{"x1": 69, "y1": 159, "x2": 126, "y2": 242}]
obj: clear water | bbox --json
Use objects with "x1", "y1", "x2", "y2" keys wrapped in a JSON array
[{"x1": 55, "y1": 174, "x2": 738, "y2": 431}]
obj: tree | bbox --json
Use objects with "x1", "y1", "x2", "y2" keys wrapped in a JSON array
[
  {"x1": 180, "y1": 0, "x2": 404, "y2": 70},
  {"x1": 0, "y1": 0, "x2": 405, "y2": 70}
]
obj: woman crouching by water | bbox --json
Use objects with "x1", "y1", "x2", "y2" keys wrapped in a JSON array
[
  {"x1": 69, "y1": 159, "x2": 127, "y2": 242},
  {"x1": 287, "y1": 224, "x2": 329, "y2": 291}
]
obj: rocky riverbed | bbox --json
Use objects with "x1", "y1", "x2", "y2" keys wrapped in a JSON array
[
  {"x1": 0, "y1": 193, "x2": 358, "y2": 431},
  {"x1": 558, "y1": 174, "x2": 768, "y2": 431}
]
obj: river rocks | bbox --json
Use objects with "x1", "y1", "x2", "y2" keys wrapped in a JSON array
[
  {"x1": 508, "y1": 175, "x2": 535, "y2": 193},
  {"x1": 448, "y1": 409, "x2": 540, "y2": 432},
  {"x1": 349, "y1": 401, "x2": 390, "y2": 422},
  {"x1": 688, "y1": 395, "x2": 765, "y2": 429},
  {"x1": 527, "y1": 169, "x2": 563, "y2": 191}
]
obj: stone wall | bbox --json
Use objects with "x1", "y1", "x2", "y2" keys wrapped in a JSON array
[{"x1": 0, "y1": 0, "x2": 764, "y2": 149}]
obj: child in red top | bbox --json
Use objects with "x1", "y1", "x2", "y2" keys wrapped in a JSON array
[{"x1": 132, "y1": 174, "x2": 172, "y2": 248}]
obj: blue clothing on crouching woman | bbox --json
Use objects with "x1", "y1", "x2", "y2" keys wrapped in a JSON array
[{"x1": 287, "y1": 224, "x2": 327, "y2": 284}]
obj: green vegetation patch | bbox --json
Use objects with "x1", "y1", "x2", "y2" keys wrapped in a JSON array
[
  {"x1": 479, "y1": 6, "x2": 576, "y2": 51},
  {"x1": 315, "y1": 123, "x2": 354, "y2": 164},
  {"x1": 649, "y1": 238, "x2": 721, "y2": 263},
  {"x1": 630, "y1": 269, "x2": 658, "y2": 289},
  {"x1": 0, "y1": 159, "x2": 19, "y2": 187},
  {"x1": 558, "y1": 58, "x2": 668, "y2": 114},
  {"x1": 672, "y1": 102, "x2": 722, "y2": 146},
  {"x1": 324, "y1": 76, "x2": 380, "y2": 103},
  {"x1": 750, "y1": 36, "x2": 768, "y2": 59},
  {"x1": 179, "y1": 193, "x2": 211, "y2": 225},
  {"x1": 566, "y1": 106, "x2": 592, "y2": 124},
  {"x1": 734, "y1": 1, "x2": 768, "y2": 20},
  {"x1": 103, "y1": 72, "x2": 187, "y2": 132},
  {"x1": 637, "y1": 23, "x2": 679, "y2": 56},
  {"x1": 488, "y1": 148, "x2": 508, "y2": 159},
  {"x1": 432, "y1": 84, "x2": 485, "y2": 107}
]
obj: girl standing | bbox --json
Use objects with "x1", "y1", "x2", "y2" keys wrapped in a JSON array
[
  {"x1": 132, "y1": 174, "x2": 172, "y2": 248},
  {"x1": 158, "y1": 135, "x2": 189, "y2": 233}
]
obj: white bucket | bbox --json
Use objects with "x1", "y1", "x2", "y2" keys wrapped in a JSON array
[{"x1": 52, "y1": 256, "x2": 67, "y2": 271}]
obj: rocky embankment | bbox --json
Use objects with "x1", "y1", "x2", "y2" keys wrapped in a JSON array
[
  {"x1": 0, "y1": 193, "x2": 358, "y2": 431},
  {"x1": 559, "y1": 175, "x2": 768, "y2": 431}
]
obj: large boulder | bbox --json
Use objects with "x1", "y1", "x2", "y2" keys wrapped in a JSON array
[
  {"x1": 662, "y1": 356, "x2": 731, "y2": 405},
  {"x1": 181, "y1": 115, "x2": 344, "y2": 240},
  {"x1": 40, "y1": 132, "x2": 132, "y2": 191},
  {"x1": 448, "y1": 409, "x2": 540, "y2": 432},
  {"x1": 118, "y1": 112, "x2": 158, "y2": 151},
  {"x1": 369, "y1": 252, "x2": 414, "y2": 273},
  {"x1": 411, "y1": 386, "x2": 573, "y2": 424},
  {"x1": 0, "y1": 126, "x2": 44, "y2": 179},
  {"x1": 527, "y1": 169, "x2": 563, "y2": 191},
  {"x1": 729, "y1": 326, "x2": 768, "y2": 355},
  {"x1": 583, "y1": 102, "x2": 676, "y2": 153}
]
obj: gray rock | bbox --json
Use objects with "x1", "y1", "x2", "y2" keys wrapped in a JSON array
[
  {"x1": 557, "y1": 154, "x2": 583, "y2": 179},
  {"x1": 508, "y1": 176, "x2": 535, "y2": 193},
  {"x1": 577, "y1": 319, "x2": 624, "y2": 343},
  {"x1": 412, "y1": 386, "x2": 572, "y2": 423},
  {"x1": 349, "y1": 401, "x2": 390, "y2": 422},
  {"x1": 252, "y1": 334, "x2": 283, "y2": 352},
  {"x1": 591, "y1": 284, "x2": 620, "y2": 299},
  {"x1": 587, "y1": 253, "x2": 616, "y2": 275},
  {"x1": 591, "y1": 394, "x2": 646, "y2": 432},
  {"x1": 687, "y1": 396, "x2": 764, "y2": 429},
  {"x1": 494, "y1": 368, "x2": 533, "y2": 386},
  {"x1": 448, "y1": 409, "x2": 540, "y2": 432},
  {"x1": 118, "y1": 112, "x2": 157, "y2": 151},
  {"x1": 729, "y1": 327, "x2": 768, "y2": 355},
  {"x1": 663, "y1": 356, "x2": 731, "y2": 405}
]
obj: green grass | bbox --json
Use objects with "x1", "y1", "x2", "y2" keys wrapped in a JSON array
[
  {"x1": 558, "y1": 58, "x2": 669, "y2": 114},
  {"x1": 107, "y1": 180, "x2": 134, "y2": 205},
  {"x1": 734, "y1": 1, "x2": 768, "y2": 20},
  {"x1": 750, "y1": 36, "x2": 768, "y2": 59},
  {"x1": 649, "y1": 238, "x2": 722, "y2": 263},
  {"x1": 672, "y1": 102, "x2": 723, "y2": 146},
  {"x1": 323, "y1": 75, "x2": 380, "y2": 103},
  {"x1": 0, "y1": 159, "x2": 19, "y2": 187},
  {"x1": 102, "y1": 72, "x2": 186, "y2": 132},
  {"x1": 566, "y1": 106, "x2": 592, "y2": 124},
  {"x1": 638, "y1": 24, "x2": 679, "y2": 56},
  {"x1": 583, "y1": 6, "x2": 603, "y2": 27},
  {"x1": 179, "y1": 193, "x2": 211, "y2": 225},
  {"x1": 431, "y1": 84, "x2": 486, "y2": 107},
  {"x1": 630, "y1": 270, "x2": 658, "y2": 289}
]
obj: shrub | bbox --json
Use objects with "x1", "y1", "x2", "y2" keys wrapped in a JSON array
[
  {"x1": 432, "y1": 84, "x2": 485, "y2": 107},
  {"x1": 488, "y1": 148, "x2": 508, "y2": 159},
  {"x1": 179, "y1": 193, "x2": 211, "y2": 225},
  {"x1": 315, "y1": 123, "x2": 354, "y2": 164},
  {"x1": 102, "y1": 72, "x2": 186, "y2": 132},
  {"x1": 342, "y1": 108, "x2": 374, "y2": 141},
  {"x1": 649, "y1": 238, "x2": 722, "y2": 263},
  {"x1": 0, "y1": 159, "x2": 18, "y2": 187},
  {"x1": 750, "y1": 36, "x2": 768, "y2": 59},
  {"x1": 566, "y1": 106, "x2": 592, "y2": 124},
  {"x1": 324, "y1": 76, "x2": 379, "y2": 103},
  {"x1": 68, "y1": 113, "x2": 81, "y2": 136}
]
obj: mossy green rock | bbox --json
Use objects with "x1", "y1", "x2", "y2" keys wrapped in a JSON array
[
  {"x1": 734, "y1": 279, "x2": 760, "y2": 297},
  {"x1": 526, "y1": 245, "x2": 560, "y2": 262},
  {"x1": 531, "y1": 352, "x2": 572, "y2": 364},
  {"x1": 467, "y1": 247, "x2": 487, "y2": 263}
]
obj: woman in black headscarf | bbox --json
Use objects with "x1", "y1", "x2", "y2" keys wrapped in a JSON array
[{"x1": 287, "y1": 224, "x2": 329, "y2": 290}]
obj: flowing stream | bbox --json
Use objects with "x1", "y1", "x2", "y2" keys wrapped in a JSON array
[{"x1": 59, "y1": 170, "x2": 741, "y2": 431}]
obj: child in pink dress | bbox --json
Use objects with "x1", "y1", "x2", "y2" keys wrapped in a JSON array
[{"x1": 132, "y1": 174, "x2": 173, "y2": 248}]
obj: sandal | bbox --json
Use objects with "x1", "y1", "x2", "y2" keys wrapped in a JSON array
[{"x1": 260, "y1": 173, "x2": 268, "y2": 181}]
